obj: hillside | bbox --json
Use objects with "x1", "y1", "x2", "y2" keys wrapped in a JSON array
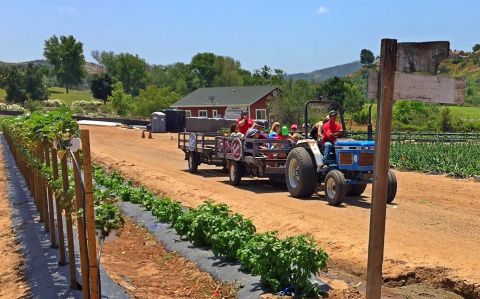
[
  {"x1": 0, "y1": 59, "x2": 104, "y2": 75},
  {"x1": 286, "y1": 61, "x2": 363, "y2": 82}
]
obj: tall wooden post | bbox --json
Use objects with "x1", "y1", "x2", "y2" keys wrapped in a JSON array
[
  {"x1": 44, "y1": 145, "x2": 58, "y2": 248},
  {"x1": 366, "y1": 38, "x2": 397, "y2": 299},
  {"x1": 61, "y1": 153, "x2": 80, "y2": 290},
  {"x1": 81, "y1": 130, "x2": 100, "y2": 299},
  {"x1": 52, "y1": 148, "x2": 66, "y2": 265},
  {"x1": 35, "y1": 144, "x2": 44, "y2": 222},
  {"x1": 73, "y1": 150, "x2": 90, "y2": 299},
  {"x1": 38, "y1": 143, "x2": 49, "y2": 231}
]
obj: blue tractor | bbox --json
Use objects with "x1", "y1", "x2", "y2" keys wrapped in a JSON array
[{"x1": 285, "y1": 99, "x2": 397, "y2": 205}]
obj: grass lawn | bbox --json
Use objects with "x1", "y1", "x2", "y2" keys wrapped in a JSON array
[
  {"x1": 447, "y1": 106, "x2": 480, "y2": 122},
  {"x1": 48, "y1": 87, "x2": 94, "y2": 105},
  {"x1": 0, "y1": 87, "x2": 93, "y2": 105}
]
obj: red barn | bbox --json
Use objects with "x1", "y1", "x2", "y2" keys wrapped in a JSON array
[{"x1": 171, "y1": 85, "x2": 279, "y2": 121}]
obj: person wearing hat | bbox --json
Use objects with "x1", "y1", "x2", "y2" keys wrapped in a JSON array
[
  {"x1": 290, "y1": 124, "x2": 298, "y2": 135},
  {"x1": 321, "y1": 110, "x2": 344, "y2": 163},
  {"x1": 247, "y1": 120, "x2": 268, "y2": 139},
  {"x1": 237, "y1": 110, "x2": 254, "y2": 135}
]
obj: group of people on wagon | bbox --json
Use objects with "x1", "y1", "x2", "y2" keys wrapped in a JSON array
[{"x1": 228, "y1": 110, "x2": 343, "y2": 162}]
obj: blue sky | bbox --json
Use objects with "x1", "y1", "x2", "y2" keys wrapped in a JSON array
[{"x1": 0, "y1": 0, "x2": 478, "y2": 74}]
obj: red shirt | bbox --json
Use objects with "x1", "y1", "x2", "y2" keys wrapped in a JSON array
[
  {"x1": 321, "y1": 121, "x2": 343, "y2": 144},
  {"x1": 237, "y1": 117, "x2": 253, "y2": 135}
]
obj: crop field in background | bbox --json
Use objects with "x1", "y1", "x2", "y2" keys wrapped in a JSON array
[{"x1": 390, "y1": 141, "x2": 480, "y2": 178}]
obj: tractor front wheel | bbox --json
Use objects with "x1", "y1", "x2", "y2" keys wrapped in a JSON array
[
  {"x1": 387, "y1": 170, "x2": 397, "y2": 203},
  {"x1": 324, "y1": 170, "x2": 347, "y2": 206}
]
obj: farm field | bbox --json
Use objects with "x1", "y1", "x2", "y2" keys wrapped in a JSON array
[{"x1": 84, "y1": 125, "x2": 480, "y2": 295}]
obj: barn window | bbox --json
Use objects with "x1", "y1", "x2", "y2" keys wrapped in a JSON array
[
  {"x1": 198, "y1": 110, "x2": 208, "y2": 118},
  {"x1": 185, "y1": 110, "x2": 192, "y2": 118},
  {"x1": 256, "y1": 109, "x2": 267, "y2": 120}
]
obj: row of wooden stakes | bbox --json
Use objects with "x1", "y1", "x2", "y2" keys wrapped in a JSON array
[{"x1": 4, "y1": 129, "x2": 100, "y2": 299}]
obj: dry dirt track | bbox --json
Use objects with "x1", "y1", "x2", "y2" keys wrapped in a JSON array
[{"x1": 84, "y1": 126, "x2": 480, "y2": 291}]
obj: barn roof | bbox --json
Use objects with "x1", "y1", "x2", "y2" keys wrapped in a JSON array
[{"x1": 171, "y1": 85, "x2": 278, "y2": 107}]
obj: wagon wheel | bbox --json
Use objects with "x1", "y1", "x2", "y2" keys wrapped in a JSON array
[{"x1": 229, "y1": 161, "x2": 243, "y2": 186}]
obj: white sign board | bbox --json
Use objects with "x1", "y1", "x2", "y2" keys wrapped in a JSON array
[{"x1": 367, "y1": 71, "x2": 466, "y2": 105}]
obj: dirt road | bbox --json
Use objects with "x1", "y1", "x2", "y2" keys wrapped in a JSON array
[{"x1": 84, "y1": 126, "x2": 480, "y2": 294}]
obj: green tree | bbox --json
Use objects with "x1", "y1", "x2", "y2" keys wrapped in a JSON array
[
  {"x1": 360, "y1": 49, "x2": 375, "y2": 66},
  {"x1": 317, "y1": 76, "x2": 365, "y2": 112},
  {"x1": 134, "y1": 85, "x2": 179, "y2": 116},
  {"x1": 90, "y1": 73, "x2": 113, "y2": 104},
  {"x1": 269, "y1": 79, "x2": 316, "y2": 124},
  {"x1": 94, "y1": 51, "x2": 148, "y2": 96},
  {"x1": 24, "y1": 63, "x2": 49, "y2": 101},
  {"x1": 212, "y1": 56, "x2": 244, "y2": 86},
  {"x1": 190, "y1": 52, "x2": 216, "y2": 87},
  {"x1": 108, "y1": 82, "x2": 132, "y2": 116},
  {"x1": 3, "y1": 67, "x2": 27, "y2": 103},
  {"x1": 44, "y1": 35, "x2": 86, "y2": 93},
  {"x1": 473, "y1": 44, "x2": 480, "y2": 52}
]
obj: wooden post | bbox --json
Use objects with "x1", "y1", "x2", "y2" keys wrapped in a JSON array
[
  {"x1": 81, "y1": 130, "x2": 100, "y2": 299},
  {"x1": 38, "y1": 143, "x2": 50, "y2": 231},
  {"x1": 44, "y1": 145, "x2": 58, "y2": 248},
  {"x1": 73, "y1": 150, "x2": 90, "y2": 299},
  {"x1": 366, "y1": 38, "x2": 397, "y2": 299},
  {"x1": 52, "y1": 148, "x2": 67, "y2": 265},
  {"x1": 61, "y1": 153, "x2": 80, "y2": 290},
  {"x1": 35, "y1": 144, "x2": 44, "y2": 222}
]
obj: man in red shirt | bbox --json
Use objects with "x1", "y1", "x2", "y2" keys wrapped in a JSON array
[
  {"x1": 237, "y1": 111, "x2": 253, "y2": 135},
  {"x1": 321, "y1": 110, "x2": 344, "y2": 164}
]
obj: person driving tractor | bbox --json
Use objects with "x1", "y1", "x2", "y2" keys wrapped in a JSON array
[{"x1": 321, "y1": 110, "x2": 344, "y2": 163}]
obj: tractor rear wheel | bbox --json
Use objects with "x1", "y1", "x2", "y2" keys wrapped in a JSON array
[
  {"x1": 324, "y1": 170, "x2": 347, "y2": 206},
  {"x1": 285, "y1": 147, "x2": 318, "y2": 198},
  {"x1": 387, "y1": 170, "x2": 397, "y2": 203}
]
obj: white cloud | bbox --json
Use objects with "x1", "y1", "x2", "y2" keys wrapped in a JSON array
[
  {"x1": 315, "y1": 6, "x2": 330, "y2": 15},
  {"x1": 58, "y1": 6, "x2": 77, "y2": 15}
]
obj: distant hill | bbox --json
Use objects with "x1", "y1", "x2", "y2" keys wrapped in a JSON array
[
  {"x1": 0, "y1": 59, "x2": 104, "y2": 75},
  {"x1": 287, "y1": 61, "x2": 363, "y2": 82}
]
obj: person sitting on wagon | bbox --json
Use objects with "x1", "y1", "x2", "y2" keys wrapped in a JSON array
[
  {"x1": 290, "y1": 124, "x2": 298, "y2": 135},
  {"x1": 321, "y1": 110, "x2": 344, "y2": 164},
  {"x1": 229, "y1": 124, "x2": 244, "y2": 138},
  {"x1": 237, "y1": 111, "x2": 253, "y2": 135},
  {"x1": 268, "y1": 122, "x2": 281, "y2": 139},
  {"x1": 245, "y1": 129, "x2": 267, "y2": 156}
]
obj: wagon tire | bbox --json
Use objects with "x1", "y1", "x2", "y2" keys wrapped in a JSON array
[
  {"x1": 229, "y1": 161, "x2": 242, "y2": 186},
  {"x1": 324, "y1": 170, "x2": 347, "y2": 206},
  {"x1": 285, "y1": 147, "x2": 318, "y2": 198}
]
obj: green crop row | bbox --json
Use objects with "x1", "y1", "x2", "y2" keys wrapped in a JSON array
[
  {"x1": 93, "y1": 167, "x2": 329, "y2": 296},
  {"x1": 1, "y1": 110, "x2": 123, "y2": 235},
  {"x1": 390, "y1": 142, "x2": 480, "y2": 179}
]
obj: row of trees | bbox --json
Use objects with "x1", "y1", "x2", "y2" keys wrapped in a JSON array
[{"x1": 0, "y1": 64, "x2": 49, "y2": 103}]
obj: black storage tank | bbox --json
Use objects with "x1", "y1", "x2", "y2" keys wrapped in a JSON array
[{"x1": 161, "y1": 109, "x2": 186, "y2": 132}]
